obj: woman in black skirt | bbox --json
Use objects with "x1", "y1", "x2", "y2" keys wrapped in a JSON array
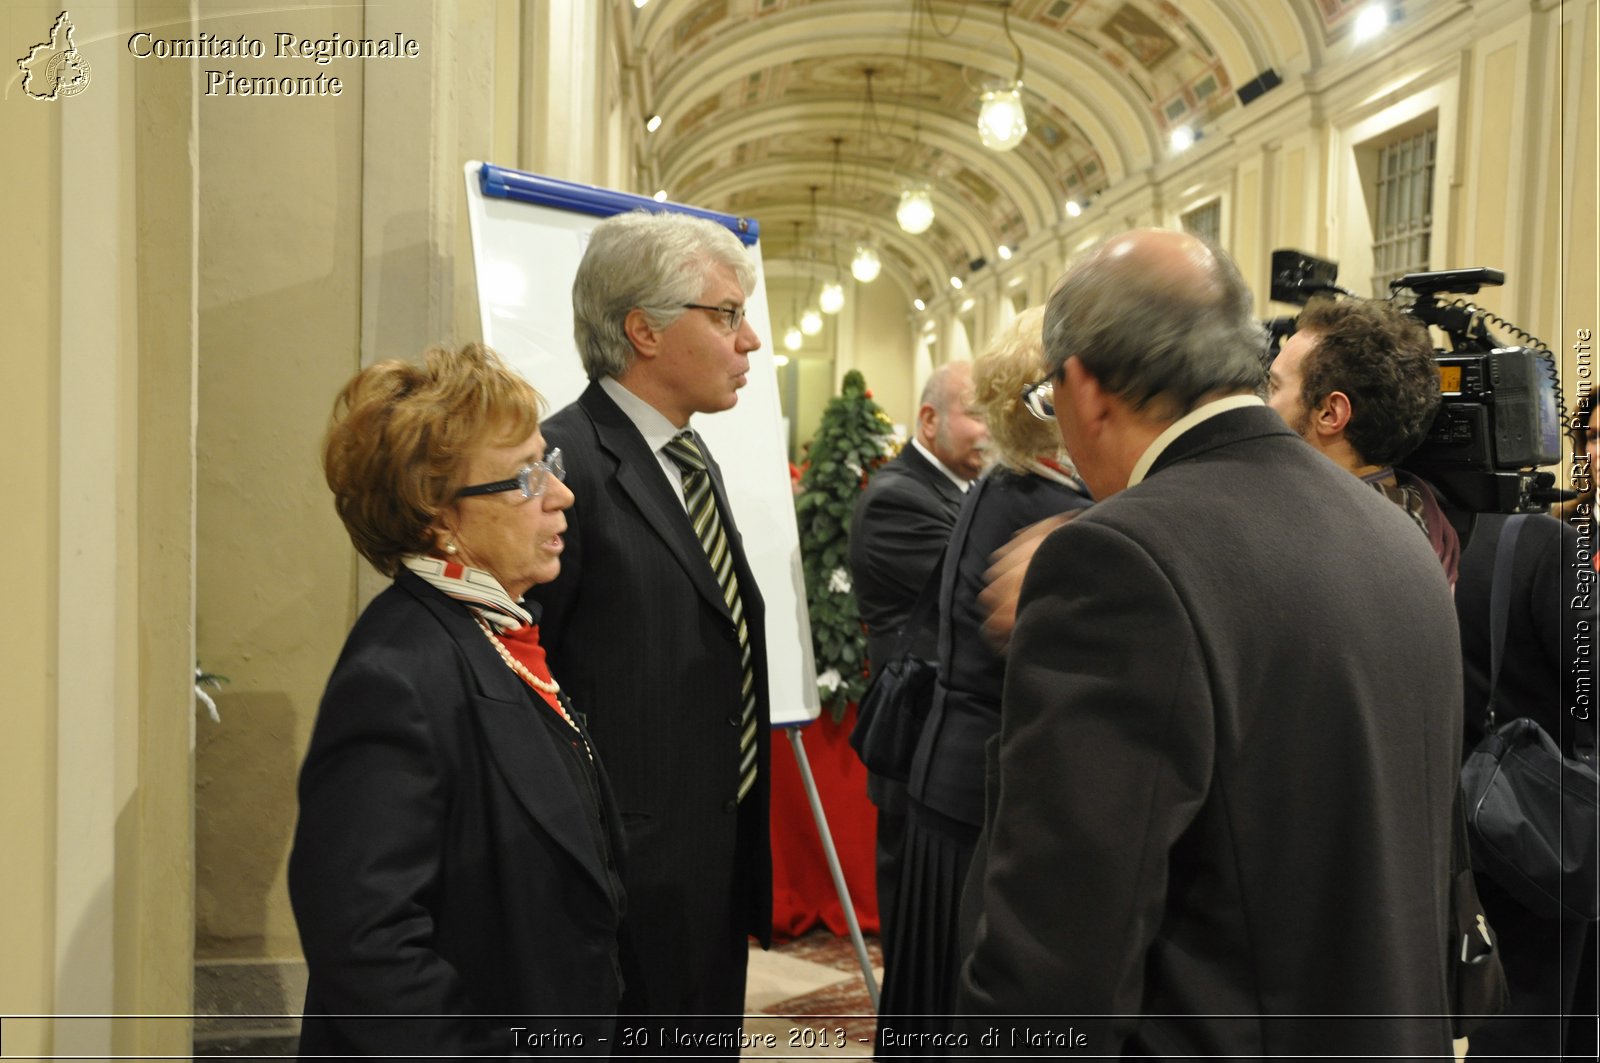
[{"x1": 876, "y1": 307, "x2": 1092, "y2": 1051}]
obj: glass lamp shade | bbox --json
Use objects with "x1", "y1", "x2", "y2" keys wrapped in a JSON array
[
  {"x1": 800, "y1": 309, "x2": 823, "y2": 335},
  {"x1": 851, "y1": 245, "x2": 882, "y2": 283},
  {"x1": 783, "y1": 325, "x2": 804, "y2": 351},
  {"x1": 819, "y1": 280, "x2": 845, "y2": 314},
  {"x1": 897, "y1": 186, "x2": 935, "y2": 234},
  {"x1": 978, "y1": 84, "x2": 1028, "y2": 151}
]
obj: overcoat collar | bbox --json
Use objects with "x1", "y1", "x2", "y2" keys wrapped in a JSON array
[
  {"x1": 577, "y1": 381, "x2": 739, "y2": 623},
  {"x1": 1145, "y1": 404, "x2": 1299, "y2": 482}
]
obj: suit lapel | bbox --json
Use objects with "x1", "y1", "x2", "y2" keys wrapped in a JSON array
[
  {"x1": 579, "y1": 384, "x2": 736, "y2": 623},
  {"x1": 898, "y1": 445, "x2": 966, "y2": 518},
  {"x1": 405, "y1": 575, "x2": 613, "y2": 897}
]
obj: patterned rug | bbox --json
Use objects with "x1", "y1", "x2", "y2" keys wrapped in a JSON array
[{"x1": 743, "y1": 929, "x2": 881, "y2": 1058}]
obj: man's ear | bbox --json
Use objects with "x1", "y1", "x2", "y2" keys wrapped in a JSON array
[
  {"x1": 1314, "y1": 390, "x2": 1354, "y2": 440},
  {"x1": 623, "y1": 308, "x2": 660, "y2": 360},
  {"x1": 916, "y1": 402, "x2": 938, "y2": 444},
  {"x1": 1062, "y1": 356, "x2": 1111, "y2": 436}
]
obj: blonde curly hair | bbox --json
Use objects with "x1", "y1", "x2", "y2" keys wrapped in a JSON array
[{"x1": 972, "y1": 306, "x2": 1070, "y2": 473}]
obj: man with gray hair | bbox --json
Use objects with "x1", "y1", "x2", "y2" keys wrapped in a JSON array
[
  {"x1": 529, "y1": 209, "x2": 770, "y2": 1050},
  {"x1": 957, "y1": 230, "x2": 1461, "y2": 1056}
]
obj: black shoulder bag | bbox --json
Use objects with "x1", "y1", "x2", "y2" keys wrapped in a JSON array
[{"x1": 1460, "y1": 514, "x2": 1600, "y2": 921}]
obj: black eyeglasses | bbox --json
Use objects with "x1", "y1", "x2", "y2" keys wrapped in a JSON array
[
  {"x1": 681, "y1": 303, "x2": 746, "y2": 332},
  {"x1": 455, "y1": 449, "x2": 565, "y2": 501},
  {"x1": 1022, "y1": 379, "x2": 1056, "y2": 421}
]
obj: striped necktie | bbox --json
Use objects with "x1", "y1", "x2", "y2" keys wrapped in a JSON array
[{"x1": 663, "y1": 430, "x2": 758, "y2": 803}]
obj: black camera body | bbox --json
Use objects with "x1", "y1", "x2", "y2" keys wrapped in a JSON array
[{"x1": 1268, "y1": 250, "x2": 1565, "y2": 514}]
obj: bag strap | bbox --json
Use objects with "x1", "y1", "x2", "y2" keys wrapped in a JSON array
[
  {"x1": 1484, "y1": 515, "x2": 1525, "y2": 731},
  {"x1": 887, "y1": 500, "x2": 966, "y2": 664},
  {"x1": 934, "y1": 474, "x2": 990, "y2": 673},
  {"x1": 1484, "y1": 515, "x2": 1596, "y2": 761}
]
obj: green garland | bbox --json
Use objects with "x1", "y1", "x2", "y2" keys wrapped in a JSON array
[{"x1": 794, "y1": 369, "x2": 896, "y2": 720}]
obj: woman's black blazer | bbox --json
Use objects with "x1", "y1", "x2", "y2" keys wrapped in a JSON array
[
  {"x1": 289, "y1": 569, "x2": 626, "y2": 1058},
  {"x1": 908, "y1": 467, "x2": 1092, "y2": 826}
]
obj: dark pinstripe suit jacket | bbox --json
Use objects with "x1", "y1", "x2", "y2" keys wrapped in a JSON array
[{"x1": 529, "y1": 381, "x2": 773, "y2": 1014}]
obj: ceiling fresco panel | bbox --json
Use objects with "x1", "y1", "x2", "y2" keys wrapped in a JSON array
[{"x1": 631, "y1": 0, "x2": 1311, "y2": 297}]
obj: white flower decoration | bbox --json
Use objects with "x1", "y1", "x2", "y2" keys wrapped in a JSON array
[
  {"x1": 817, "y1": 668, "x2": 842, "y2": 693},
  {"x1": 828, "y1": 567, "x2": 852, "y2": 594}
]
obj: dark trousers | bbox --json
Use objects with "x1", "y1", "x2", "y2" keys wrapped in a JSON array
[
  {"x1": 1466, "y1": 875, "x2": 1596, "y2": 1061},
  {"x1": 614, "y1": 823, "x2": 755, "y2": 1058}
]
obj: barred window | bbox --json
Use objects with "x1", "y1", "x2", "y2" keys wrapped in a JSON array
[
  {"x1": 1371, "y1": 127, "x2": 1437, "y2": 297},
  {"x1": 1181, "y1": 199, "x2": 1222, "y2": 245}
]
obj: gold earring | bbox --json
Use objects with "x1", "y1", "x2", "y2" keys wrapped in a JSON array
[{"x1": 444, "y1": 540, "x2": 458, "y2": 555}]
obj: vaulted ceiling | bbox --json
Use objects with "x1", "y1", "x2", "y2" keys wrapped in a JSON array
[{"x1": 624, "y1": 0, "x2": 1375, "y2": 300}]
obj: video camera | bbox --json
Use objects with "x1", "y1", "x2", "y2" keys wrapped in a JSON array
[{"x1": 1268, "y1": 249, "x2": 1566, "y2": 515}]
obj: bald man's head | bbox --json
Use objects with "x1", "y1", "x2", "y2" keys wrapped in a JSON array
[{"x1": 1043, "y1": 228, "x2": 1265, "y2": 418}]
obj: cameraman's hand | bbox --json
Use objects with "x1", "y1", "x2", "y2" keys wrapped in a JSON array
[{"x1": 980, "y1": 512, "x2": 1078, "y2": 651}]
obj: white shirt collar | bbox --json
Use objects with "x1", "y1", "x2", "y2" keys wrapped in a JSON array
[
  {"x1": 911, "y1": 437, "x2": 973, "y2": 492},
  {"x1": 1127, "y1": 395, "x2": 1264, "y2": 489},
  {"x1": 600, "y1": 376, "x2": 683, "y2": 455}
]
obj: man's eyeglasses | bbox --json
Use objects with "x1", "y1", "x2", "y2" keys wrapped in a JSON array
[
  {"x1": 455, "y1": 449, "x2": 565, "y2": 501},
  {"x1": 1022, "y1": 379, "x2": 1056, "y2": 421},
  {"x1": 681, "y1": 303, "x2": 746, "y2": 332}
]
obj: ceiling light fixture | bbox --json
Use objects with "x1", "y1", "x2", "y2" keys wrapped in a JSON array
[
  {"x1": 849, "y1": 71, "x2": 885, "y2": 281},
  {"x1": 1064, "y1": 199, "x2": 1082, "y2": 218},
  {"x1": 785, "y1": 224, "x2": 807, "y2": 351},
  {"x1": 949, "y1": 276, "x2": 963, "y2": 290},
  {"x1": 851, "y1": 245, "x2": 882, "y2": 283},
  {"x1": 1353, "y1": 3, "x2": 1391, "y2": 41},
  {"x1": 1170, "y1": 125, "x2": 1196, "y2": 153},
  {"x1": 645, "y1": 114, "x2": 662, "y2": 133},
  {"x1": 897, "y1": 184, "x2": 935, "y2": 234},
  {"x1": 913, "y1": 298, "x2": 927, "y2": 311},
  {"x1": 794, "y1": 218, "x2": 824, "y2": 338},
  {"x1": 997, "y1": 244, "x2": 1012, "y2": 260},
  {"x1": 977, "y1": 3, "x2": 1028, "y2": 151},
  {"x1": 820, "y1": 281, "x2": 845, "y2": 314},
  {"x1": 652, "y1": 189, "x2": 669, "y2": 202},
  {"x1": 820, "y1": 141, "x2": 848, "y2": 313}
]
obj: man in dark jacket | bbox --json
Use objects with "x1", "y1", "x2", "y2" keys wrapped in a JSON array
[
  {"x1": 1453, "y1": 511, "x2": 1596, "y2": 1060},
  {"x1": 958, "y1": 230, "x2": 1462, "y2": 1057},
  {"x1": 529, "y1": 210, "x2": 771, "y2": 1052}
]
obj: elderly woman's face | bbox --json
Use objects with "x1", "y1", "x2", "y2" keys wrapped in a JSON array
[{"x1": 443, "y1": 428, "x2": 573, "y2": 601}]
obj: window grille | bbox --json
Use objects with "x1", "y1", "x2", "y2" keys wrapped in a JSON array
[
  {"x1": 1371, "y1": 127, "x2": 1437, "y2": 297},
  {"x1": 1181, "y1": 199, "x2": 1222, "y2": 245}
]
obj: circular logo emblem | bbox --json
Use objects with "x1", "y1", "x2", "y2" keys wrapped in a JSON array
[{"x1": 47, "y1": 50, "x2": 91, "y2": 97}]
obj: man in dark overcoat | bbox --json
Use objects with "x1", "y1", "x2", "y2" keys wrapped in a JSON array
[{"x1": 958, "y1": 229, "x2": 1462, "y2": 1058}]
